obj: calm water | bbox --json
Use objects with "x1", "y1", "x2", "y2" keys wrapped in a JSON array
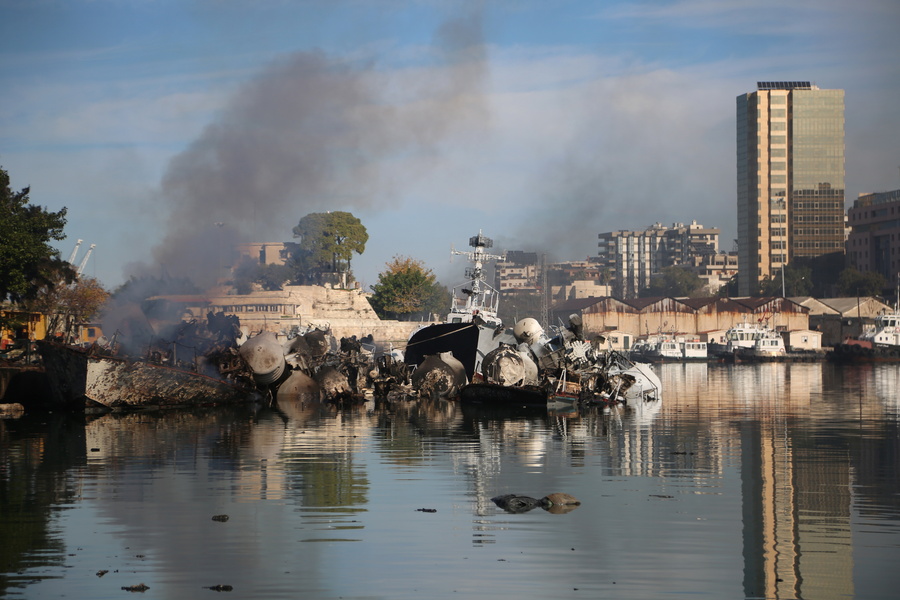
[{"x1": 1, "y1": 362, "x2": 899, "y2": 600}]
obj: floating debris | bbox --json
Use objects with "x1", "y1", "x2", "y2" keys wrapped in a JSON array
[{"x1": 492, "y1": 492, "x2": 581, "y2": 514}]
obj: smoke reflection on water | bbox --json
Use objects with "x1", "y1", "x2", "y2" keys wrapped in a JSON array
[{"x1": 1, "y1": 362, "x2": 899, "y2": 599}]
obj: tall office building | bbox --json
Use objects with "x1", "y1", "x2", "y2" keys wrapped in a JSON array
[{"x1": 736, "y1": 82, "x2": 845, "y2": 296}]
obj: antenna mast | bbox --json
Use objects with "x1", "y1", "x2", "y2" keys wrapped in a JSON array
[{"x1": 450, "y1": 230, "x2": 504, "y2": 301}]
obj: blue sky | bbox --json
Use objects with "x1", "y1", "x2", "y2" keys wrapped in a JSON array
[{"x1": 2, "y1": 0, "x2": 899, "y2": 291}]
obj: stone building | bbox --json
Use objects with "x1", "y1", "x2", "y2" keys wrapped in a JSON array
[{"x1": 148, "y1": 285, "x2": 424, "y2": 344}]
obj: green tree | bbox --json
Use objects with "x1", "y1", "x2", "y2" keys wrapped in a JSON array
[
  {"x1": 291, "y1": 212, "x2": 368, "y2": 283},
  {"x1": 837, "y1": 267, "x2": 887, "y2": 297},
  {"x1": 717, "y1": 274, "x2": 740, "y2": 297},
  {"x1": 641, "y1": 266, "x2": 704, "y2": 298},
  {"x1": 369, "y1": 256, "x2": 448, "y2": 320},
  {"x1": 0, "y1": 167, "x2": 75, "y2": 304},
  {"x1": 759, "y1": 264, "x2": 813, "y2": 297}
]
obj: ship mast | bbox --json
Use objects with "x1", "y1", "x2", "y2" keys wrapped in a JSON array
[{"x1": 449, "y1": 231, "x2": 505, "y2": 321}]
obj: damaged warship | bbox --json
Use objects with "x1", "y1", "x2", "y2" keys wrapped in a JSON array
[{"x1": 401, "y1": 231, "x2": 661, "y2": 408}]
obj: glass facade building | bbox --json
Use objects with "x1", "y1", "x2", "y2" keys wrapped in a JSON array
[{"x1": 736, "y1": 83, "x2": 845, "y2": 296}]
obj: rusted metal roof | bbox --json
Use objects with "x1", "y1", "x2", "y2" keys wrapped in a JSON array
[{"x1": 550, "y1": 296, "x2": 608, "y2": 312}]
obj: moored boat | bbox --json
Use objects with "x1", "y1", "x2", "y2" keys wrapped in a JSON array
[
  {"x1": 631, "y1": 335, "x2": 708, "y2": 362},
  {"x1": 735, "y1": 331, "x2": 786, "y2": 360},
  {"x1": 644, "y1": 338, "x2": 682, "y2": 361},
  {"x1": 827, "y1": 297, "x2": 900, "y2": 362},
  {"x1": 682, "y1": 339, "x2": 708, "y2": 360},
  {"x1": 716, "y1": 320, "x2": 783, "y2": 361}
]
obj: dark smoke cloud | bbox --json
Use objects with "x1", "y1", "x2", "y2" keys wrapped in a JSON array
[{"x1": 135, "y1": 8, "x2": 489, "y2": 290}]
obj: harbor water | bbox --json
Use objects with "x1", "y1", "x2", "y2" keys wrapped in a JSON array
[{"x1": 2, "y1": 361, "x2": 898, "y2": 599}]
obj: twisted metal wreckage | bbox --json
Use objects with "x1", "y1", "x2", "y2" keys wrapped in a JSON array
[{"x1": 34, "y1": 231, "x2": 661, "y2": 411}]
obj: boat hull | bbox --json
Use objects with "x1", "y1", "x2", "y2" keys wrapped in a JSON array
[
  {"x1": 37, "y1": 342, "x2": 259, "y2": 410},
  {"x1": 826, "y1": 342, "x2": 900, "y2": 363},
  {"x1": 405, "y1": 323, "x2": 482, "y2": 380},
  {"x1": 458, "y1": 382, "x2": 549, "y2": 408}
]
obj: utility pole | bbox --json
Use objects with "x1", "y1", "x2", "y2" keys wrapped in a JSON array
[
  {"x1": 782, "y1": 264, "x2": 786, "y2": 298},
  {"x1": 540, "y1": 254, "x2": 548, "y2": 330}
]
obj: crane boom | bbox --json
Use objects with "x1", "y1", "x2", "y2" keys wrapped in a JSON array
[
  {"x1": 77, "y1": 244, "x2": 95, "y2": 276},
  {"x1": 67, "y1": 239, "x2": 83, "y2": 265}
]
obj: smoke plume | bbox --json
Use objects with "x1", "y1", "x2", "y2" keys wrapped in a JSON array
[{"x1": 138, "y1": 8, "x2": 489, "y2": 290}]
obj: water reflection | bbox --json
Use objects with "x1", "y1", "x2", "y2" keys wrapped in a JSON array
[{"x1": 1, "y1": 362, "x2": 898, "y2": 599}]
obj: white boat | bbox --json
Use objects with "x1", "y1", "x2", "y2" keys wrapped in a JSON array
[
  {"x1": 828, "y1": 287, "x2": 900, "y2": 362},
  {"x1": 606, "y1": 353, "x2": 662, "y2": 403},
  {"x1": 859, "y1": 307, "x2": 900, "y2": 348},
  {"x1": 718, "y1": 321, "x2": 781, "y2": 356},
  {"x1": 681, "y1": 339, "x2": 708, "y2": 360},
  {"x1": 743, "y1": 334, "x2": 786, "y2": 358},
  {"x1": 645, "y1": 338, "x2": 682, "y2": 361},
  {"x1": 720, "y1": 320, "x2": 786, "y2": 360},
  {"x1": 637, "y1": 336, "x2": 707, "y2": 362}
]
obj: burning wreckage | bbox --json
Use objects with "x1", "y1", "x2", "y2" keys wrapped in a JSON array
[
  {"x1": 239, "y1": 315, "x2": 661, "y2": 410},
  {"x1": 36, "y1": 231, "x2": 660, "y2": 411},
  {"x1": 222, "y1": 231, "x2": 661, "y2": 409},
  {"x1": 401, "y1": 314, "x2": 661, "y2": 408},
  {"x1": 37, "y1": 308, "x2": 261, "y2": 410},
  {"x1": 37, "y1": 294, "x2": 387, "y2": 410}
]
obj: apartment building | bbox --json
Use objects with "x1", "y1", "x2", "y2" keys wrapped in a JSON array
[{"x1": 597, "y1": 221, "x2": 721, "y2": 298}]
